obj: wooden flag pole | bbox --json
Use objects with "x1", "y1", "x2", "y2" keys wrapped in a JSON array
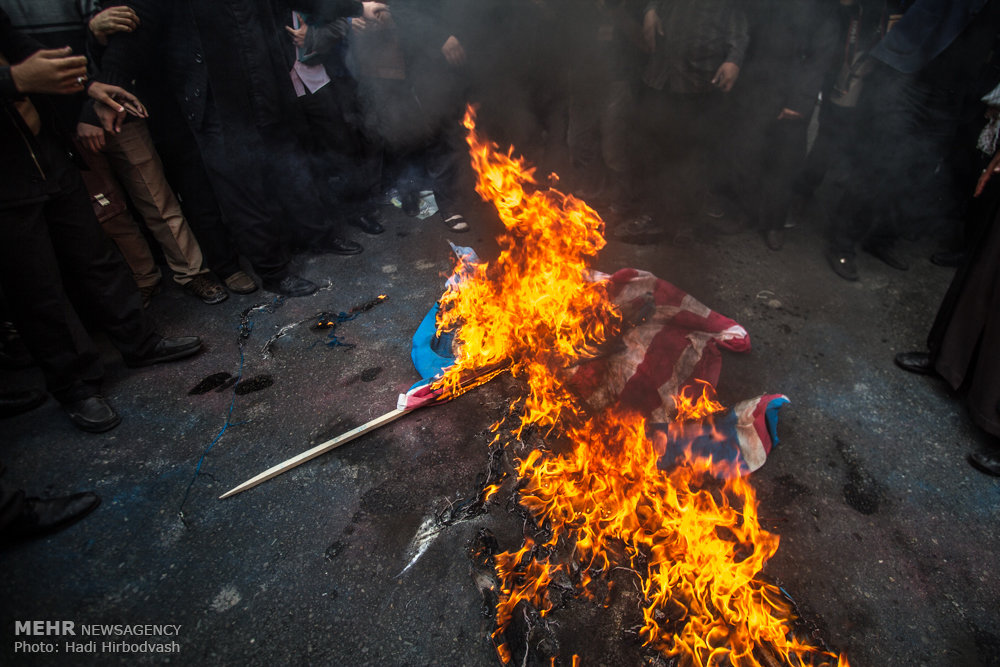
[{"x1": 219, "y1": 407, "x2": 408, "y2": 499}]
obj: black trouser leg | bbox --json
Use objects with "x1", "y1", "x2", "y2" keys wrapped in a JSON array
[
  {"x1": 830, "y1": 64, "x2": 962, "y2": 253},
  {"x1": 298, "y1": 82, "x2": 381, "y2": 219},
  {"x1": 760, "y1": 117, "x2": 809, "y2": 229},
  {"x1": 0, "y1": 197, "x2": 104, "y2": 403},
  {"x1": 0, "y1": 136, "x2": 156, "y2": 402},
  {"x1": 155, "y1": 129, "x2": 242, "y2": 279},
  {"x1": 192, "y1": 105, "x2": 290, "y2": 281}
]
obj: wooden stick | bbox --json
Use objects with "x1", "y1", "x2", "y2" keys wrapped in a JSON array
[{"x1": 219, "y1": 407, "x2": 408, "y2": 499}]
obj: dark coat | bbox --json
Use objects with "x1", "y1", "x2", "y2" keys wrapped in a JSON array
[
  {"x1": 736, "y1": 0, "x2": 840, "y2": 117},
  {"x1": 96, "y1": 0, "x2": 362, "y2": 132},
  {"x1": 930, "y1": 200, "x2": 1000, "y2": 438},
  {"x1": 0, "y1": 9, "x2": 67, "y2": 208}
]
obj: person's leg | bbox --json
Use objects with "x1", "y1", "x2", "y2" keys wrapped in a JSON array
[
  {"x1": 719, "y1": 103, "x2": 768, "y2": 229},
  {"x1": 188, "y1": 99, "x2": 317, "y2": 296},
  {"x1": 40, "y1": 161, "x2": 160, "y2": 362},
  {"x1": 0, "y1": 197, "x2": 104, "y2": 404},
  {"x1": 192, "y1": 106, "x2": 292, "y2": 282},
  {"x1": 79, "y1": 149, "x2": 161, "y2": 290},
  {"x1": 299, "y1": 82, "x2": 383, "y2": 232},
  {"x1": 761, "y1": 116, "x2": 809, "y2": 228},
  {"x1": 155, "y1": 127, "x2": 243, "y2": 280},
  {"x1": 599, "y1": 80, "x2": 635, "y2": 204},
  {"x1": 102, "y1": 121, "x2": 209, "y2": 285},
  {"x1": 258, "y1": 119, "x2": 361, "y2": 250},
  {"x1": 692, "y1": 92, "x2": 738, "y2": 223},
  {"x1": 567, "y1": 78, "x2": 603, "y2": 195},
  {"x1": 852, "y1": 66, "x2": 933, "y2": 262},
  {"x1": 823, "y1": 66, "x2": 914, "y2": 276},
  {"x1": 426, "y1": 131, "x2": 471, "y2": 230}
]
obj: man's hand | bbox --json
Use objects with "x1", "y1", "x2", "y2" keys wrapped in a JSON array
[
  {"x1": 642, "y1": 9, "x2": 663, "y2": 53},
  {"x1": 88, "y1": 81, "x2": 147, "y2": 134},
  {"x1": 88, "y1": 6, "x2": 139, "y2": 46},
  {"x1": 76, "y1": 122, "x2": 106, "y2": 153},
  {"x1": 441, "y1": 35, "x2": 466, "y2": 66},
  {"x1": 9, "y1": 47, "x2": 88, "y2": 95},
  {"x1": 361, "y1": 1, "x2": 388, "y2": 21},
  {"x1": 285, "y1": 16, "x2": 308, "y2": 48},
  {"x1": 975, "y1": 149, "x2": 1000, "y2": 197},
  {"x1": 777, "y1": 108, "x2": 804, "y2": 120},
  {"x1": 711, "y1": 62, "x2": 740, "y2": 92}
]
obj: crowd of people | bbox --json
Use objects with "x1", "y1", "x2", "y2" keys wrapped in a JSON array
[{"x1": 2, "y1": 0, "x2": 1000, "y2": 540}]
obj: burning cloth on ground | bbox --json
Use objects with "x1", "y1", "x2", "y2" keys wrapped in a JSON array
[{"x1": 400, "y1": 248, "x2": 787, "y2": 477}]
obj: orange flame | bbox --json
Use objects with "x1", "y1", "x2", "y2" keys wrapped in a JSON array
[
  {"x1": 674, "y1": 379, "x2": 726, "y2": 422},
  {"x1": 437, "y1": 107, "x2": 845, "y2": 666}
]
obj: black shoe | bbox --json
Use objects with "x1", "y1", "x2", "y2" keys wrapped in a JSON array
[
  {"x1": 321, "y1": 236, "x2": 363, "y2": 255},
  {"x1": 3, "y1": 492, "x2": 101, "y2": 543},
  {"x1": 930, "y1": 249, "x2": 965, "y2": 268},
  {"x1": 261, "y1": 274, "x2": 318, "y2": 297},
  {"x1": 894, "y1": 351, "x2": 933, "y2": 375},
  {"x1": 63, "y1": 395, "x2": 121, "y2": 433},
  {"x1": 401, "y1": 190, "x2": 421, "y2": 217},
  {"x1": 863, "y1": 243, "x2": 909, "y2": 271},
  {"x1": 968, "y1": 452, "x2": 1000, "y2": 477},
  {"x1": 124, "y1": 336, "x2": 203, "y2": 368},
  {"x1": 826, "y1": 250, "x2": 859, "y2": 281},
  {"x1": 351, "y1": 211, "x2": 385, "y2": 235},
  {"x1": 765, "y1": 228, "x2": 784, "y2": 251},
  {"x1": 0, "y1": 390, "x2": 46, "y2": 418}
]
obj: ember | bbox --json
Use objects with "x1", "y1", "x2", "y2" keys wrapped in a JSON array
[{"x1": 432, "y1": 108, "x2": 848, "y2": 666}]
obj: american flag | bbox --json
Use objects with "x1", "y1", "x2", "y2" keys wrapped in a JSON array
[{"x1": 399, "y1": 267, "x2": 786, "y2": 475}]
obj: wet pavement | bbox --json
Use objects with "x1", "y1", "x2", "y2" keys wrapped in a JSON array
[{"x1": 2, "y1": 185, "x2": 999, "y2": 667}]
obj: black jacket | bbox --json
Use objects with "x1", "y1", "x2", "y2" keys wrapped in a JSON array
[
  {"x1": 96, "y1": 0, "x2": 362, "y2": 132},
  {"x1": 0, "y1": 9, "x2": 67, "y2": 208},
  {"x1": 737, "y1": 0, "x2": 840, "y2": 117}
]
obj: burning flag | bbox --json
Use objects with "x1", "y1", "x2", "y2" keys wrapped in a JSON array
[
  {"x1": 413, "y1": 107, "x2": 848, "y2": 666},
  {"x1": 404, "y1": 257, "x2": 786, "y2": 477}
]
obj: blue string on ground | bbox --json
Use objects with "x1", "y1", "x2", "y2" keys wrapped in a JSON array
[{"x1": 178, "y1": 298, "x2": 283, "y2": 519}]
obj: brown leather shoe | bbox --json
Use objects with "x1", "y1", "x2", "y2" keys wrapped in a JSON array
[
  {"x1": 223, "y1": 270, "x2": 258, "y2": 294},
  {"x1": 184, "y1": 274, "x2": 228, "y2": 304}
]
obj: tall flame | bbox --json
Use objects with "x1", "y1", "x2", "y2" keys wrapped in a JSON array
[{"x1": 435, "y1": 107, "x2": 847, "y2": 667}]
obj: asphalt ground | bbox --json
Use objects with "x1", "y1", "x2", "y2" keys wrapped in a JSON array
[{"x1": 2, "y1": 172, "x2": 999, "y2": 667}]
